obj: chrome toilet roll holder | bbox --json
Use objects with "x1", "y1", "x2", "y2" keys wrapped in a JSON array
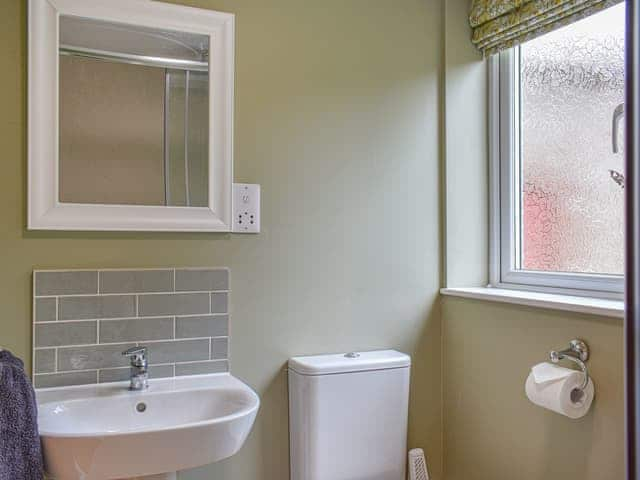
[{"x1": 549, "y1": 339, "x2": 590, "y2": 392}]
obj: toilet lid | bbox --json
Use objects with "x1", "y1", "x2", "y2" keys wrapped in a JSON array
[{"x1": 288, "y1": 349, "x2": 410, "y2": 375}]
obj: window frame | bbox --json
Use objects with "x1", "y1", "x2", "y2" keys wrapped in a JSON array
[{"x1": 489, "y1": 48, "x2": 624, "y2": 300}]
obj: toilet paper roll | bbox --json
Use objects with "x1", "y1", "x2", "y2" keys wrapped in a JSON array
[{"x1": 525, "y1": 363, "x2": 594, "y2": 419}]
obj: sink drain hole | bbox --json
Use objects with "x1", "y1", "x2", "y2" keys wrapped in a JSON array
[{"x1": 136, "y1": 402, "x2": 147, "y2": 413}]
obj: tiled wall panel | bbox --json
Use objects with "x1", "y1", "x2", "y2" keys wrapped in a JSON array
[{"x1": 33, "y1": 268, "x2": 230, "y2": 388}]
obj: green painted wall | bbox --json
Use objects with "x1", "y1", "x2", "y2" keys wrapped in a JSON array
[
  {"x1": 441, "y1": 2, "x2": 624, "y2": 478},
  {"x1": 443, "y1": 0, "x2": 488, "y2": 287},
  {"x1": 1, "y1": 1, "x2": 443, "y2": 478},
  {"x1": 442, "y1": 298, "x2": 623, "y2": 480}
]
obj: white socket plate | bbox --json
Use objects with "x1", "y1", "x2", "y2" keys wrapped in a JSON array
[{"x1": 232, "y1": 183, "x2": 260, "y2": 233}]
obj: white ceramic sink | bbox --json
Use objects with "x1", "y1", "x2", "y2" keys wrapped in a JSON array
[{"x1": 36, "y1": 374, "x2": 260, "y2": 480}]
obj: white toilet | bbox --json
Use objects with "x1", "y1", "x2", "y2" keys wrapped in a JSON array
[{"x1": 288, "y1": 350, "x2": 411, "y2": 480}]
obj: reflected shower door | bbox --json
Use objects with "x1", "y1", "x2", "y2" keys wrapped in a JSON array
[{"x1": 165, "y1": 69, "x2": 209, "y2": 207}]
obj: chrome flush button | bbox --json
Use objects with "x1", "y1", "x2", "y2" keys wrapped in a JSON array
[{"x1": 344, "y1": 352, "x2": 360, "y2": 358}]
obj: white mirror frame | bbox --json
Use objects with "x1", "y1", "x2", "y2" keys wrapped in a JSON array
[{"x1": 28, "y1": 0, "x2": 234, "y2": 231}]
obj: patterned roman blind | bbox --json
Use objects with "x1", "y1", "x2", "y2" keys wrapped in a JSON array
[{"x1": 470, "y1": 0, "x2": 624, "y2": 55}]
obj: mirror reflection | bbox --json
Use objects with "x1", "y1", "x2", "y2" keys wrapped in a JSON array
[{"x1": 58, "y1": 16, "x2": 209, "y2": 207}]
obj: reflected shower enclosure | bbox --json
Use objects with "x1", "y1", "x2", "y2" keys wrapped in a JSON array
[{"x1": 58, "y1": 16, "x2": 209, "y2": 207}]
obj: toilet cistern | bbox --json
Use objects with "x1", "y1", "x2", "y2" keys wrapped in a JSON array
[
  {"x1": 288, "y1": 349, "x2": 411, "y2": 480},
  {"x1": 122, "y1": 346, "x2": 149, "y2": 390}
]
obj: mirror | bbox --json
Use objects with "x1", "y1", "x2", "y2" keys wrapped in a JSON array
[
  {"x1": 28, "y1": 0, "x2": 234, "y2": 231},
  {"x1": 59, "y1": 16, "x2": 210, "y2": 207}
]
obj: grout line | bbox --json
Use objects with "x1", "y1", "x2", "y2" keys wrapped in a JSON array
[
  {"x1": 39, "y1": 363, "x2": 180, "y2": 378},
  {"x1": 173, "y1": 268, "x2": 176, "y2": 292},
  {"x1": 34, "y1": 293, "x2": 113, "y2": 299},
  {"x1": 34, "y1": 290, "x2": 229, "y2": 299},
  {"x1": 55, "y1": 340, "x2": 138, "y2": 349},
  {"x1": 175, "y1": 359, "x2": 227, "y2": 366},
  {"x1": 141, "y1": 337, "x2": 213, "y2": 345},
  {"x1": 97, "y1": 272, "x2": 101, "y2": 294},
  {"x1": 35, "y1": 368, "x2": 99, "y2": 377},
  {"x1": 35, "y1": 268, "x2": 173, "y2": 274},
  {"x1": 175, "y1": 312, "x2": 228, "y2": 318},
  {"x1": 37, "y1": 360, "x2": 228, "y2": 379},
  {"x1": 135, "y1": 295, "x2": 139, "y2": 317},
  {"x1": 33, "y1": 268, "x2": 99, "y2": 274},
  {"x1": 35, "y1": 267, "x2": 229, "y2": 273},
  {"x1": 55, "y1": 297, "x2": 59, "y2": 321},
  {"x1": 148, "y1": 362, "x2": 174, "y2": 367},
  {"x1": 61, "y1": 315, "x2": 179, "y2": 323},
  {"x1": 35, "y1": 313, "x2": 226, "y2": 324},
  {"x1": 209, "y1": 291, "x2": 212, "y2": 313},
  {"x1": 96, "y1": 321, "x2": 100, "y2": 344},
  {"x1": 99, "y1": 315, "x2": 176, "y2": 322},
  {"x1": 120, "y1": 334, "x2": 179, "y2": 344},
  {"x1": 54, "y1": 348, "x2": 58, "y2": 373},
  {"x1": 99, "y1": 335, "x2": 175, "y2": 345},
  {"x1": 209, "y1": 337, "x2": 212, "y2": 360},
  {"x1": 35, "y1": 319, "x2": 100, "y2": 325},
  {"x1": 36, "y1": 336, "x2": 219, "y2": 351},
  {"x1": 173, "y1": 316, "x2": 176, "y2": 339}
]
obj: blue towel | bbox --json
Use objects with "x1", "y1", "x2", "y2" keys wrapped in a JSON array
[{"x1": 0, "y1": 350, "x2": 43, "y2": 480}]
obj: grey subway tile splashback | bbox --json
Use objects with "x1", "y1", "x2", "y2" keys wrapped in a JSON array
[
  {"x1": 35, "y1": 271, "x2": 98, "y2": 296},
  {"x1": 148, "y1": 364, "x2": 176, "y2": 379},
  {"x1": 98, "y1": 364, "x2": 174, "y2": 383},
  {"x1": 34, "y1": 371, "x2": 97, "y2": 389},
  {"x1": 175, "y1": 269, "x2": 228, "y2": 292},
  {"x1": 146, "y1": 339, "x2": 210, "y2": 364},
  {"x1": 35, "y1": 298, "x2": 57, "y2": 322},
  {"x1": 32, "y1": 268, "x2": 231, "y2": 388},
  {"x1": 99, "y1": 317, "x2": 173, "y2": 343},
  {"x1": 138, "y1": 292, "x2": 210, "y2": 317},
  {"x1": 175, "y1": 360, "x2": 228, "y2": 376},
  {"x1": 35, "y1": 321, "x2": 96, "y2": 348},
  {"x1": 99, "y1": 270, "x2": 173, "y2": 294},
  {"x1": 59, "y1": 295, "x2": 136, "y2": 320},
  {"x1": 211, "y1": 337, "x2": 229, "y2": 360},
  {"x1": 210, "y1": 293, "x2": 228, "y2": 314},
  {"x1": 96, "y1": 367, "x2": 130, "y2": 383},
  {"x1": 176, "y1": 315, "x2": 228, "y2": 339},
  {"x1": 34, "y1": 349, "x2": 56, "y2": 373},
  {"x1": 58, "y1": 343, "x2": 135, "y2": 371}
]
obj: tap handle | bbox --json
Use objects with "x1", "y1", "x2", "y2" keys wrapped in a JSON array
[{"x1": 122, "y1": 346, "x2": 147, "y2": 366}]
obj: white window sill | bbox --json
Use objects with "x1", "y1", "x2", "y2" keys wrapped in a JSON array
[{"x1": 440, "y1": 287, "x2": 624, "y2": 319}]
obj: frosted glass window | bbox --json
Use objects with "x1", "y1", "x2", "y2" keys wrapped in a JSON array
[{"x1": 519, "y1": 4, "x2": 625, "y2": 275}]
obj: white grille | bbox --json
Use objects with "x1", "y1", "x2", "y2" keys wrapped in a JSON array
[{"x1": 408, "y1": 448, "x2": 429, "y2": 480}]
